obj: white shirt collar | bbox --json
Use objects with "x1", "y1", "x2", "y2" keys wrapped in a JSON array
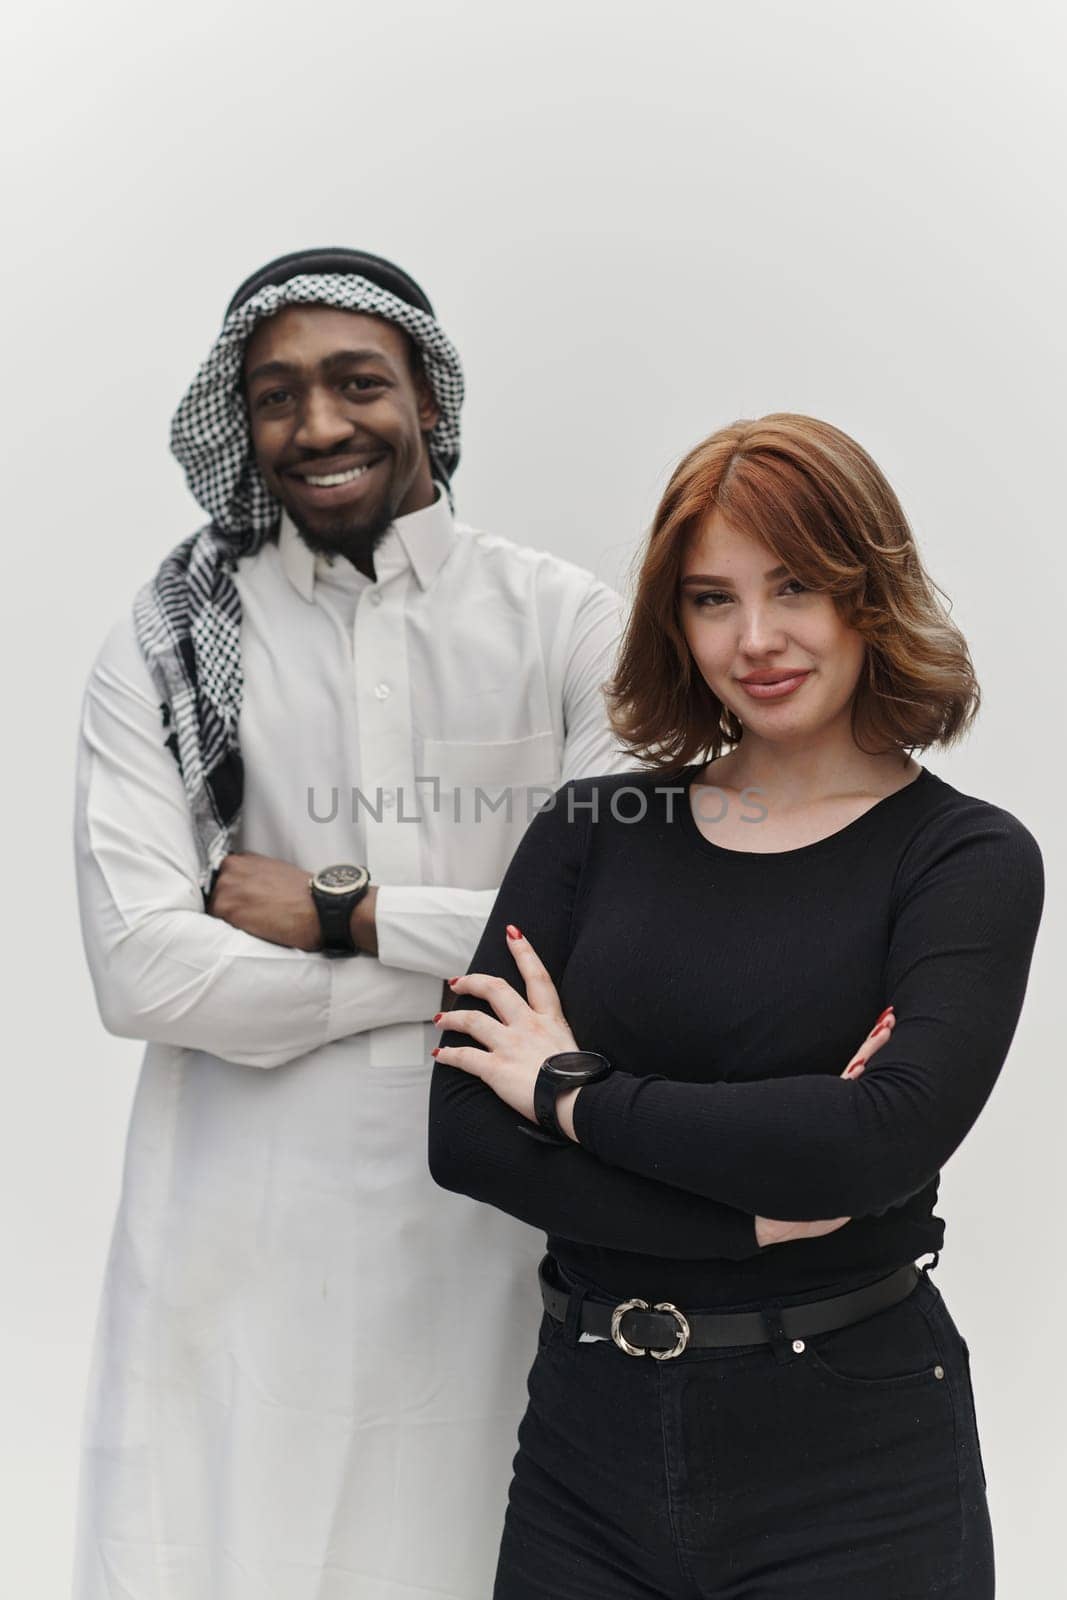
[{"x1": 278, "y1": 483, "x2": 455, "y2": 603}]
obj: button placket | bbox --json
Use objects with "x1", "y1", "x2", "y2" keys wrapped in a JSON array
[
  {"x1": 353, "y1": 575, "x2": 419, "y2": 883},
  {"x1": 353, "y1": 571, "x2": 424, "y2": 1068}
]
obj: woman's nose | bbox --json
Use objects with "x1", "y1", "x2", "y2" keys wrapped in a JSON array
[{"x1": 737, "y1": 604, "x2": 786, "y2": 655}]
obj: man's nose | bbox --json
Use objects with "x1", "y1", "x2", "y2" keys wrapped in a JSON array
[{"x1": 293, "y1": 388, "x2": 353, "y2": 453}]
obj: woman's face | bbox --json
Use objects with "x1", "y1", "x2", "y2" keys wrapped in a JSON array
[{"x1": 678, "y1": 510, "x2": 866, "y2": 747}]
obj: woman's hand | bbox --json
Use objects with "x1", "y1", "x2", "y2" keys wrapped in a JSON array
[
  {"x1": 754, "y1": 1005, "x2": 896, "y2": 1247},
  {"x1": 839, "y1": 1004, "x2": 895, "y2": 1081},
  {"x1": 754, "y1": 1214, "x2": 853, "y2": 1247},
  {"x1": 432, "y1": 926, "x2": 578, "y2": 1122}
]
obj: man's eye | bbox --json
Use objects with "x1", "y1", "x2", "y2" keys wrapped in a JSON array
[
  {"x1": 342, "y1": 376, "x2": 384, "y2": 394},
  {"x1": 256, "y1": 389, "x2": 290, "y2": 409}
]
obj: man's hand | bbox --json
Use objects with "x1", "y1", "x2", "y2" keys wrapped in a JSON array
[{"x1": 207, "y1": 852, "x2": 321, "y2": 950}]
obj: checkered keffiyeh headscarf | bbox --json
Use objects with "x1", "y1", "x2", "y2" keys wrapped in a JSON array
[{"x1": 132, "y1": 249, "x2": 465, "y2": 897}]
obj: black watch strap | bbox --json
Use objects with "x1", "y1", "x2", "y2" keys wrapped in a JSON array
[
  {"x1": 314, "y1": 892, "x2": 358, "y2": 951},
  {"x1": 310, "y1": 865, "x2": 371, "y2": 955},
  {"x1": 532, "y1": 1068, "x2": 570, "y2": 1143}
]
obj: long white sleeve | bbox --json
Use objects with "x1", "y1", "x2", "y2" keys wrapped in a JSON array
[
  {"x1": 557, "y1": 577, "x2": 632, "y2": 785},
  {"x1": 374, "y1": 576, "x2": 633, "y2": 977},
  {"x1": 74, "y1": 617, "x2": 441, "y2": 1070}
]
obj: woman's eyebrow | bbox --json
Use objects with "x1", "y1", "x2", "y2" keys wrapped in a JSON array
[{"x1": 680, "y1": 565, "x2": 789, "y2": 587}]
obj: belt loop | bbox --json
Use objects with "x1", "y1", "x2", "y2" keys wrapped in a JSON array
[
  {"x1": 759, "y1": 1300, "x2": 797, "y2": 1365},
  {"x1": 562, "y1": 1284, "x2": 589, "y2": 1348}
]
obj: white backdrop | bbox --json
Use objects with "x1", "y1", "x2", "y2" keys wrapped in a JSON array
[{"x1": 3, "y1": 0, "x2": 1063, "y2": 1592}]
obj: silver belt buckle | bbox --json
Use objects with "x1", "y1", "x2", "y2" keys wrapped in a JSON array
[
  {"x1": 610, "y1": 1297, "x2": 649, "y2": 1357},
  {"x1": 610, "y1": 1298, "x2": 691, "y2": 1360}
]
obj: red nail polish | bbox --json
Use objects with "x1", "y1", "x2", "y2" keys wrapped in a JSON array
[
  {"x1": 506, "y1": 924, "x2": 522, "y2": 940},
  {"x1": 432, "y1": 1013, "x2": 442, "y2": 1024},
  {"x1": 448, "y1": 978, "x2": 458, "y2": 987},
  {"x1": 846, "y1": 1058, "x2": 863, "y2": 1073},
  {"x1": 431, "y1": 1047, "x2": 440, "y2": 1057}
]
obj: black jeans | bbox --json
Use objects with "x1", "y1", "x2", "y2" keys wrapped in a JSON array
[{"x1": 493, "y1": 1265, "x2": 992, "y2": 1599}]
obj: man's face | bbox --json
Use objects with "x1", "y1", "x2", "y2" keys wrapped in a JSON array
[{"x1": 243, "y1": 306, "x2": 441, "y2": 561}]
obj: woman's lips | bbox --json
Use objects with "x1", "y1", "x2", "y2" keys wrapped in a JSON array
[{"x1": 738, "y1": 672, "x2": 811, "y2": 700}]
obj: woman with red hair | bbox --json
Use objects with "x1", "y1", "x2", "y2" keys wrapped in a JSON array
[{"x1": 429, "y1": 414, "x2": 1042, "y2": 1598}]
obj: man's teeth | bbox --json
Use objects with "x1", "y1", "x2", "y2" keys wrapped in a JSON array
[{"x1": 303, "y1": 464, "x2": 373, "y2": 487}]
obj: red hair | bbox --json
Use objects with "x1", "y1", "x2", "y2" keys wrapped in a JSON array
[{"x1": 607, "y1": 414, "x2": 979, "y2": 770}]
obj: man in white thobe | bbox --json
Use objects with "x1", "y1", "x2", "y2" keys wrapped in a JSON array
[{"x1": 72, "y1": 248, "x2": 633, "y2": 1600}]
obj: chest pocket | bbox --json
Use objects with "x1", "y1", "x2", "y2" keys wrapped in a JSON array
[
  {"x1": 422, "y1": 730, "x2": 560, "y2": 794},
  {"x1": 421, "y1": 731, "x2": 561, "y2": 886}
]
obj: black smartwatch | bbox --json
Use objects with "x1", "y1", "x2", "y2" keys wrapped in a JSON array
[
  {"x1": 522, "y1": 1051, "x2": 614, "y2": 1145},
  {"x1": 308, "y1": 863, "x2": 371, "y2": 955}
]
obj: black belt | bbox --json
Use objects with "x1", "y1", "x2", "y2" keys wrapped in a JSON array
[{"x1": 539, "y1": 1256, "x2": 922, "y2": 1360}]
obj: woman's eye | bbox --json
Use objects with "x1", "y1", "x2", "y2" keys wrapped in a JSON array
[{"x1": 690, "y1": 580, "x2": 808, "y2": 608}]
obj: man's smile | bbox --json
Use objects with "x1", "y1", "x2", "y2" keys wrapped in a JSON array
[
  {"x1": 283, "y1": 452, "x2": 389, "y2": 505},
  {"x1": 301, "y1": 465, "x2": 373, "y2": 487}
]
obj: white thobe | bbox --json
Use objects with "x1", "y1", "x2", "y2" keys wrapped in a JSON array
[{"x1": 72, "y1": 488, "x2": 632, "y2": 1600}]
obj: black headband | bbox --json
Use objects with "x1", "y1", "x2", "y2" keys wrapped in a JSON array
[{"x1": 224, "y1": 247, "x2": 436, "y2": 322}]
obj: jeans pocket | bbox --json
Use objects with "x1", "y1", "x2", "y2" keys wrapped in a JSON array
[{"x1": 803, "y1": 1290, "x2": 948, "y2": 1392}]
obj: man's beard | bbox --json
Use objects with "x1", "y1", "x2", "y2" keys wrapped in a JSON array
[{"x1": 282, "y1": 496, "x2": 397, "y2": 570}]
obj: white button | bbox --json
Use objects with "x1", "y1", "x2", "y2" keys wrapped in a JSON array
[
  {"x1": 383, "y1": 792, "x2": 396, "y2": 809},
  {"x1": 374, "y1": 682, "x2": 391, "y2": 700},
  {"x1": 792, "y1": 1339, "x2": 806, "y2": 1354},
  {"x1": 934, "y1": 1365, "x2": 944, "y2": 1379},
  {"x1": 370, "y1": 591, "x2": 383, "y2": 606}
]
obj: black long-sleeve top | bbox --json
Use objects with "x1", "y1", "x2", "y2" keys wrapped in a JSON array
[{"x1": 428, "y1": 763, "x2": 1044, "y2": 1308}]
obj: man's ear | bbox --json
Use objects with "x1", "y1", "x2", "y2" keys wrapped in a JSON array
[{"x1": 415, "y1": 369, "x2": 441, "y2": 434}]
